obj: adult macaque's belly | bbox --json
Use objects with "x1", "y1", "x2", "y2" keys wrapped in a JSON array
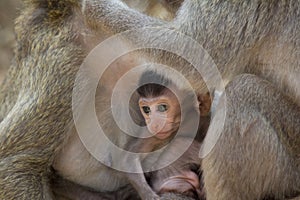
[{"x1": 53, "y1": 130, "x2": 128, "y2": 192}]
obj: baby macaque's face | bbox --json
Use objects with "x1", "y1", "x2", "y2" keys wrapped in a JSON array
[{"x1": 139, "y1": 89, "x2": 181, "y2": 140}]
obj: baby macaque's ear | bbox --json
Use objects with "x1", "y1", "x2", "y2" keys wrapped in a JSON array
[{"x1": 198, "y1": 92, "x2": 211, "y2": 116}]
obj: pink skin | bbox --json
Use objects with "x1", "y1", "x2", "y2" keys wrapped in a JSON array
[
  {"x1": 159, "y1": 171, "x2": 201, "y2": 193},
  {"x1": 139, "y1": 90, "x2": 181, "y2": 140}
]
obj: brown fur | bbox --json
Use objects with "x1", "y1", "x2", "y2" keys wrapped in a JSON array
[
  {"x1": 0, "y1": 0, "x2": 197, "y2": 199},
  {"x1": 51, "y1": 139, "x2": 203, "y2": 200},
  {"x1": 82, "y1": 0, "x2": 300, "y2": 199}
]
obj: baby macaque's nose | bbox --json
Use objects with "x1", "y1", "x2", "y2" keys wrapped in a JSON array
[{"x1": 149, "y1": 118, "x2": 166, "y2": 133}]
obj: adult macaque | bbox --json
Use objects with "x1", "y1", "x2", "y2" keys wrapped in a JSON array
[
  {"x1": 82, "y1": 0, "x2": 300, "y2": 199},
  {"x1": 52, "y1": 138, "x2": 204, "y2": 200},
  {"x1": 0, "y1": 0, "x2": 195, "y2": 200},
  {"x1": 52, "y1": 176, "x2": 141, "y2": 200}
]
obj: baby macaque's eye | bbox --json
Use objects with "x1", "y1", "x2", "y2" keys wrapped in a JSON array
[
  {"x1": 157, "y1": 104, "x2": 168, "y2": 112},
  {"x1": 142, "y1": 106, "x2": 151, "y2": 114}
]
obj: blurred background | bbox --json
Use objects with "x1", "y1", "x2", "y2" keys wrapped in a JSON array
[{"x1": 0, "y1": 0, "x2": 21, "y2": 82}]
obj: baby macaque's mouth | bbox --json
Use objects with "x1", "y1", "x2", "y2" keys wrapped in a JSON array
[{"x1": 155, "y1": 131, "x2": 170, "y2": 135}]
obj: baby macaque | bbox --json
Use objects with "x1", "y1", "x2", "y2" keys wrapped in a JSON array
[
  {"x1": 147, "y1": 138, "x2": 205, "y2": 200},
  {"x1": 120, "y1": 70, "x2": 211, "y2": 199}
]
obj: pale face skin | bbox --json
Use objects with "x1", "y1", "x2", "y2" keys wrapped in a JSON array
[{"x1": 139, "y1": 89, "x2": 181, "y2": 140}]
